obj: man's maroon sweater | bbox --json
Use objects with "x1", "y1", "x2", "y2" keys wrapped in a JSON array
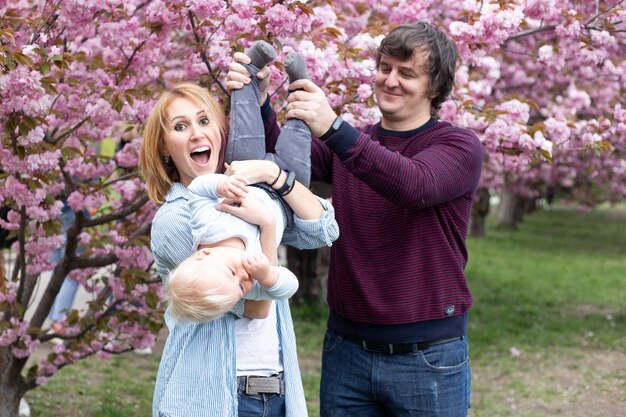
[{"x1": 264, "y1": 105, "x2": 483, "y2": 344}]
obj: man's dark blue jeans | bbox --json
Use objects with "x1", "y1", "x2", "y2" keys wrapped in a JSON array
[{"x1": 320, "y1": 329, "x2": 471, "y2": 417}]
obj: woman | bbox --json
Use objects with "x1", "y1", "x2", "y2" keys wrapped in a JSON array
[{"x1": 140, "y1": 82, "x2": 337, "y2": 417}]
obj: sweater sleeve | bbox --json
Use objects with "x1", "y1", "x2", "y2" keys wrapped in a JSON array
[
  {"x1": 261, "y1": 95, "x2": 279, "y2": 154},
  {"x1": 324, "y1": 122, "x2": 483, "y2": 209}
]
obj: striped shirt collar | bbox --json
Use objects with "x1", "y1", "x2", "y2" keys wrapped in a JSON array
[{"x1": 165, "y1": 182, "x2": 189, "y2": 202}]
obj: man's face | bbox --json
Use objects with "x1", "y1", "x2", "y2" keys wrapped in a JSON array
[{"x1": 374, "y1": 52, "x2": 433, "y2": 130}]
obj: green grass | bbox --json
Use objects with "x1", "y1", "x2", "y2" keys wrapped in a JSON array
[
  {"x1": 466, "y1": 206, "x2": 626, "y2": 360},
  {"x1": 26, "y1": 353, "x2": 156, "y2": 417},
  {"x1": 22, "y1": 205, "x2": 626, "y2": 416}
]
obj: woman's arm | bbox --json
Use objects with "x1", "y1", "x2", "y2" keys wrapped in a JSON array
[
  {"x1": 224, "y1": 160, "x2": 339, "y2": 249},
  {"x1": 224, "y1": 160, "x2": 324, "y2": 220}
]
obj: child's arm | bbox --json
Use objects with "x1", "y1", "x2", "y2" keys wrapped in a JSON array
[
  {"x1": 188, "y1": 173, "x2": 248, "y2": 200},
  {"x1": 245, "y1": 269, "x2": 299, "y2": 300},
  {"x1": 243, "y1": 253, "x2": 299, "y2": 300}
]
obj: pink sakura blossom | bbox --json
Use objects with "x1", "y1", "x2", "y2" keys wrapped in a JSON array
[
  {"x1": 496, "y1": 100, "x2": 531, "y2": 124},
  {"x1": 523, "y1": 0, "x2": 559, "y2": 20},
  {"x1": 190, "y1": 0, "x2": 228, "y2": 21},
  {"x1": 0, "y1": 281, "x2": 19, "y2": 304},
  {"x1": 11, "y1": 336, "x2": 41, "y2": 359},
  {"x1": 531, "y1": 132, "x2": 554, "y2": 158},
  {"x1": 66, "y1": 191, "x2": 106, "y2": 213},
  {"x1": 115, "y1": 141, "x2": 140, "y2": 167},
  {"x1": 115, "y1": 245, "x2": 153, "y2": 270},
  {"x1": 544, "y1": 118, "x2": 571, "y2": 145},
  {"x1": 265, "y1": 3, "x2": 314, "y2": 37},
  {"x1": 0, "y1": 67, "x2": 48, "y2": 115},
  {"x1": 25, "y1": 150, "x2": 62, "y2": 173},
  {"x1": 107, "y1": 230, "x2": 128, "y2": 246},
  {"x1": 555, "y1": 20, "x2": 582, "y2": 39}
]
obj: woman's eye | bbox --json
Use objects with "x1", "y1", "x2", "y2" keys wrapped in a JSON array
[
  {"x1": 239, "y1": 284, "x2": 244, "y2": 293},
  {"x1": 174, "y1": 123, "x2": 186, "y2": 132},
  {"x1": 199, "y1": 117, "x2": 210, "y2": 126}
]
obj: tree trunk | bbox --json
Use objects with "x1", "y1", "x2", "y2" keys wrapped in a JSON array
[
  {"x1": 521, "y1": 195, "x2": 537, "y2": 215},
  {"x1": 285, "y1": 181, "x2": 332, "y2": 305},
  {"x1": 495, "y1": 190, "x2": 521, "y2": 228},
  {"x1": 0, "y1": 255, "x2": 21, "y2": 417},
  {"x1": 470, "y1": 188, "x2": 490, "y2": 238},
  {"x1": 286, "y1": 246, "x2": 329, "y2": 304},
  {"x1": 0, "y1": 348, "x2": 25, "y2": 417}
]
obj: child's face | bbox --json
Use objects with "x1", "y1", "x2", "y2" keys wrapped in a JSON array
[{"x1": 191, "y1": 247, "x2": 255, "y2": 301}]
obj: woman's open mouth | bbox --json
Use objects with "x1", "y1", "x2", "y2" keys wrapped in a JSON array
[{"x1": 190, "y1": 146, "x2": 211, "y2": 165}]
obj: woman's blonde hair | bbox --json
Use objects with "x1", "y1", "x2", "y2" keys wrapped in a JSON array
[{"x1": 139, "y1": 82, "x2": 228, "y2": 204}]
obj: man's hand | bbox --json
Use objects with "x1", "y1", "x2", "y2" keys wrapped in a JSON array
[
  {"x1": 227, "y1": 52, "x2": 271, "y2": 105},
  {"x1": 285, "y1": 79, "x2": 338, "y2": 137}
]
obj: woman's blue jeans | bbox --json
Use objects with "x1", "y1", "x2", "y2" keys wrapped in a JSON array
[
  {"x1": 320, "y1": 329, "x2": 471, "y2": 417},
  {"x1": 237, "y1": 378, "x2": 286, "y2": 417}
]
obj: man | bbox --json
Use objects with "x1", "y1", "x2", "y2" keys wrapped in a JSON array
[{"x1": 228, "y1": 21, "x2": 483, "y2": 417}]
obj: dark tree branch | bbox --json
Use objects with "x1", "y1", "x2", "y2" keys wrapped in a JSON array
[
  {"x1": 586, "y1": 0, "x2": 624, "y2": 27},
  {"x1": 15, "y1": 207, "x2": 28, "y2": 310},
  {"x1": 84, "y1": 194, "x2": 150, "y2": 228},
  {"x1": 504, "y1": 25, "x2": 557, "y2": 43},
  {"x1": 51, "y1": 117, "x2": 91, "y2": 146},
  {"x1": 187, "y1": 10, "x2": 230, "y2": 97}
]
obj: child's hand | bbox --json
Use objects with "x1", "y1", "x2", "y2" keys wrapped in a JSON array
[
  {"x1": 217, "y1": 175, "x2": 248, "y2": 199},
  {"x1": 242, "y1": 253, "x2": 277, "y2": 287},
  {"x1": 224, "y1": 160, "x2": 277, "y2": 186}
]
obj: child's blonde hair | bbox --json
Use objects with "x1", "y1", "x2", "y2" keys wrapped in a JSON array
[{"x1": 165, "y1": 258, "x2": 237, "y2": 323}]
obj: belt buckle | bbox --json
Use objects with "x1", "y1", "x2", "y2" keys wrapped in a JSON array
[
  {"x1": 245, "y1": 376, "x2": 260, "y2": 395},
  {"x1": 245, "y1": 375, "x2": 283, "y2": 395},
  {"x1": 362, "y1": 340, "x2": 394, "y2": 354}
]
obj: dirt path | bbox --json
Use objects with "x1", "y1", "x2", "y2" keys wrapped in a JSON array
[{"x1": 470, "y1": 349, "x2": 626, "y2": 417}]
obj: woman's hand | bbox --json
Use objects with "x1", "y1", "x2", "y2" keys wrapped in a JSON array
[
  {"x1": 227, "y1": 52, "x2": 271, "y2": 105},
  {"x1": 216, "y1": 192, "x2": 276, "y2": 230},
  {"x1": 224, "y1": 160, "x2": 279, "y2": 186}
]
